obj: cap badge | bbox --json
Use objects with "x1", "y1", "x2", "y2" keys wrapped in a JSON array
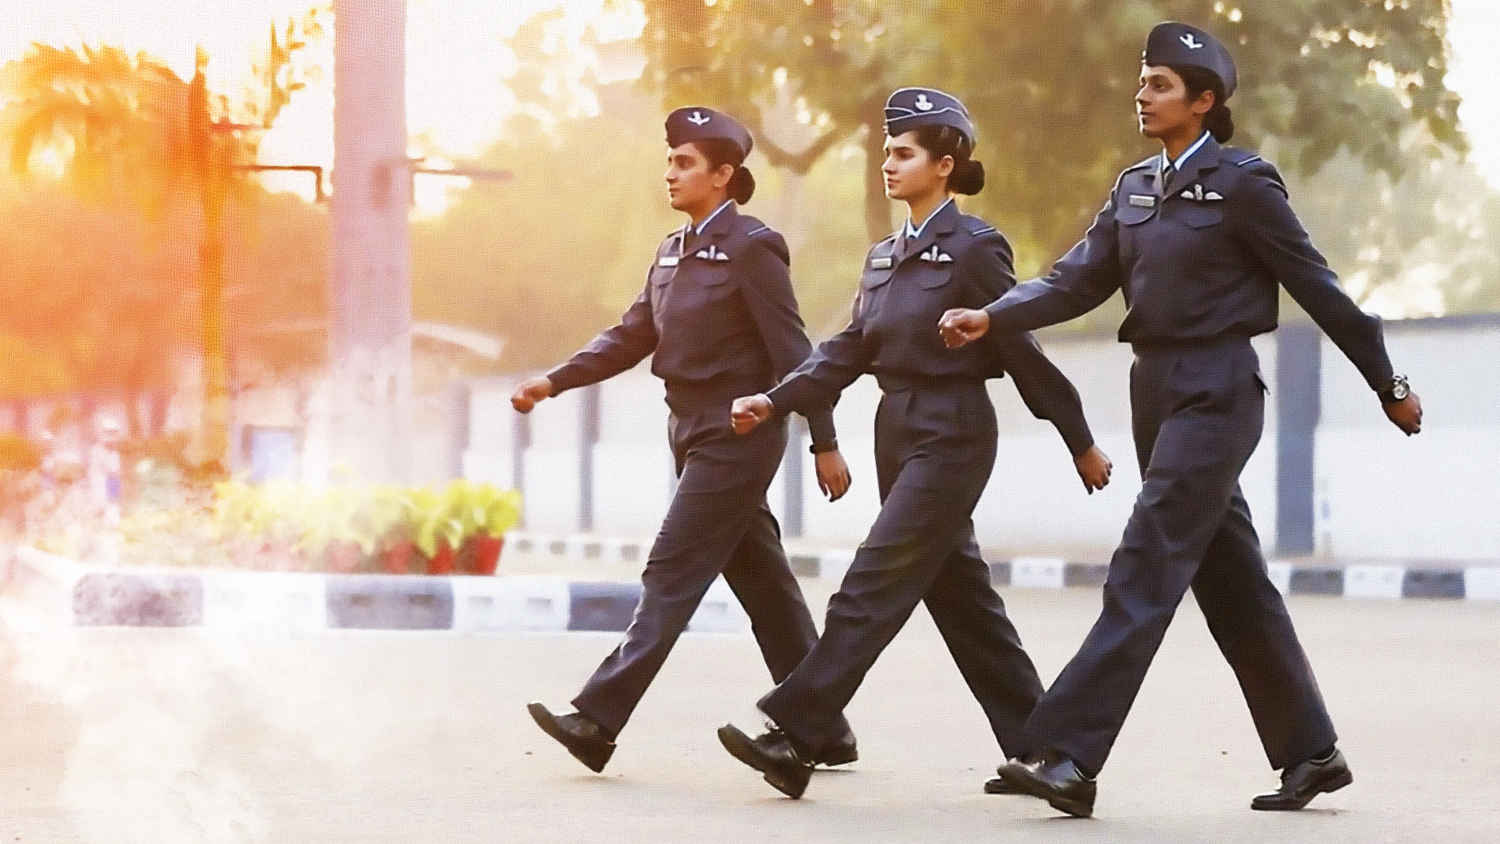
[
  {"x1": 915, "y1": 93, "x2": 934, "y2": 111},
  {"x1": 1179, "y1": 32, "x2": 1204, "y2": 50},
  {"x1": 686, "y1": 110, "x2": 711, "y2": 126}
]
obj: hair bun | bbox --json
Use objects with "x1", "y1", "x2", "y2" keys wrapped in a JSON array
[
  {"x1": 951, "y1": 159, "x2": 985, "y2": 195},
  {"x1": 729, "y1": 165, "x2": 756, "y2": 204},
  {"x1": 1207, "y1": 104, "x2": 1235, "y2": 143}
]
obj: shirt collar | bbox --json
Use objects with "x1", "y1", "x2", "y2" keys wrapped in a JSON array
[
  {"x1": 903, "y1": 196, "x2": 955, "y2": 239},
  {"x1": 693, "y1": 200, "x2": 736, "y2": 236},
  {"x1": 1163, "y1": 130, "x2": 1212, "y2": 172}
]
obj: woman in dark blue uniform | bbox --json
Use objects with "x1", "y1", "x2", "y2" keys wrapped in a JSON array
[
  {"x1": 940, "y1": 22, "x2": 1424, "y2": 818},
  {"x1": 716, "y1": 88, "x2": 1114, "y2": 799},
  {"x1": 515, "y1": 107, "x2": 858, "y2": 774}
]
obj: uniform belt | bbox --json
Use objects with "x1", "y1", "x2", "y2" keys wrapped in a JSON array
[
  {"x1": 875, "y1": 373, "x2": 983, "y2": 394},
  {"x1": 1130, "y1": 332, "x2": 1251, "y2": 355},
  {"x1": 665, "y1": 374, "x2": 774, "y2": 410}
]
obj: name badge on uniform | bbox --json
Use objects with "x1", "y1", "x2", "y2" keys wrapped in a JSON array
[
  {"x1": 657, "y1": 255, "x2": 680, "y2": 267},
  {"x1": 1128, "y1": 194, "x2": 1156, "y2": 208},
  {"x1": 870, "y1": 256, "x2": 892, "y2": 269}
]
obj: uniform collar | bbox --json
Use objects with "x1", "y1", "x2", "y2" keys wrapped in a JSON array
[
  {"x1": 896, "y1": 196, "x2": 959, "y2": 265},
  {"x1": 1162, "y1": 130, "x2": 1213, "y2": 173},
  {"x1": 693, "y1": 200, "x2": 737, "y2": 237},
  {"x1": 1153, "y1": 134, "x2": 1222, "y2": 200},
  {"x1": 903, "y1": 196, "x2": 955, "y2": 240}
]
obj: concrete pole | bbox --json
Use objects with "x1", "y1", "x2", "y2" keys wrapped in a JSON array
[{"x1": 329, "y1": 0, "x2": 412, "y2": 483}]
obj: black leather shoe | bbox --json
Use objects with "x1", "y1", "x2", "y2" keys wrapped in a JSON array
[
  {"x1": 984, "y1": 776, "x2": 1023, "y2": 794},
  {"x1": 717, "y1": 723, "x2": 813, "y2": 798},
  {"x1": 1251, "y1": 748, "x2": 1353, "y2": 811},
  {"x1": 527, "y1": 702, "x2": 616, "y2": 773},
  {"x1": 998, "y1": 751, "x2": 1096, "y2": 818},
  {"x1": 984, "y1": 765, "x2": 1026, "y2": 795},
  {"x1": 815, "y1": 725, "x2": 858, "y2": 767}
]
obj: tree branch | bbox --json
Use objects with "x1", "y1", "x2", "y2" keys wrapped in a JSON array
[{"x1": 735, "y1": 105, "x2": 850, "y2": 173}]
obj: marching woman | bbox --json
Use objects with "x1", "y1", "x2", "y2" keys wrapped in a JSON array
[
  {"x1": 939, "y1": 23, "x2": 1424, "y2": 818},
  {"x1": 516, "y1": 107, "x2": 858, "y2": 774},
  {"x1": 716, "y1": 87, "x2": 1113, "y2": 799}
]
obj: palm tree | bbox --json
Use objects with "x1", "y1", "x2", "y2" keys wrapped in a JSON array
[{"x1": 2, "y1": 13, "x2": 322, "y2": 472}]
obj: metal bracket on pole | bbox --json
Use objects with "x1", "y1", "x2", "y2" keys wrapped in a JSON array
[{"x1": 374, "y1": 157, "x2": 513, "y2": 207}]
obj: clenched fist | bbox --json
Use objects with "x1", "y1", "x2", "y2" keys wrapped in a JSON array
[
  {"x1": 730, "y1": 393, "x2": 774, "y2": 435},
  {"x1": 510, "y1": 376, "x2": 553, "y2": 414},
  {"x1": 1074, "y1": 445, "x2": 1112, "y2": 494},
  {"x1": 1383, "y1": 393, "x2": 1423, "y2": 436},
  {"x1": 938, "y1": 308, "x2": 991, "y2": 349}
]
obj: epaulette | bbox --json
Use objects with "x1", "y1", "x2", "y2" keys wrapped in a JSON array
[{"x1": 1224, "y1": 148, "x2": 1265, "y2": 167}]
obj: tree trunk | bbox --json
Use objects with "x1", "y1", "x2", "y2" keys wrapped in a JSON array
[
  {"x1": 198, "y1": 173, "x2": 231, "y2": 473},
  {"x1": 861, "y1": 111, "x2": 891, "y2": 243}
]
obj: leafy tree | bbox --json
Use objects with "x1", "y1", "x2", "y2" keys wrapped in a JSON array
[
  {"x1": 1, "y1": 10, "x2": 324, "y2": 466},
  {"x1": 634, "y1": 0, "x2": 1465, "y2": 266}
]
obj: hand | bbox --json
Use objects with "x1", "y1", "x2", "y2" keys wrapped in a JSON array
[
  {"x1": 938, "y1": 308, "x2": 991, "y2": 349},
  {"x1": 510, "y1": 376, "x2": 553, "y2": 413},
  {"x1": 730, "y1": 394, "x2": 774, "y2": 435},
  {"x1": 1383, "y1": 392, "x2": 1422, "y2": 436},
  {"x1": 1074, "y1": 445, "x2": 1112, "y2": 494},
  {"x1": 814, "y1": 449, "x2": 852, "y2": 501}
]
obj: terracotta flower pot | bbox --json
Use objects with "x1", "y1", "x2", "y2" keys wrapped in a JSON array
[
  {"x1": 382, "y1": 540, "x2": 417, "y2": 574},
  {"x1": 460, "y1": 534, "x2": 504, "y2": 576},
  {"x1": 427, "y1": 541, "x2": 456, "y2": 575},
  {"x1": 326, "y1": 539, "x2": 363, "y2": 573}
]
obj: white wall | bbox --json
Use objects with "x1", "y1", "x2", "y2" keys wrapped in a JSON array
[
  {"x1": 1313, "y1": 319, "x2": 1500, "y2": 560},
  {"x1": 466, "y1": 320, "x2": 1497, "y2": 562}
]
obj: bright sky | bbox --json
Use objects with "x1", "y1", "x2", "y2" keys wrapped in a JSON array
[{"x1": 3, "y1": 0, "x2": 1499, "y2": 207}]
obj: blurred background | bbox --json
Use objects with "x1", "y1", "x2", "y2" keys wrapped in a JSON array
[{"x1": 0, "y1": 0, "x2": 1496, "y2": 564}]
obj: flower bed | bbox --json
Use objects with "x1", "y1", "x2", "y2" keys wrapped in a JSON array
[{"x1": 113, "y1": 479, "x2": 522, "y2": 575}]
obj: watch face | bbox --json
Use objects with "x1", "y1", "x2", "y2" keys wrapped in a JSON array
[{"x1": 1392, "y1": 381, "x2": 1409, "y2": 400}]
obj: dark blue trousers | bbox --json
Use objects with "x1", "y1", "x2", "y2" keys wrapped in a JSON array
[
  {"x1": 573, "y1": 387, "x2": 844, "y2": 739},
  {"x1": 1023, "y1": 337, "x2": 1337, "y2": 775},
  {"x1": 758, "y1": 379, "x2": 1043, "y2": 757}
]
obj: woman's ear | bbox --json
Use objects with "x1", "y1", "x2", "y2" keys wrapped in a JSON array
[
  {"x1": 712, "y1": 163, "x2": 735, "y2": 190},
  {"x1": 935, "y1": 154, "x2": 956, "y2": 181},
  {"x1": 1192, "y1": 88, "x2": 1216, "y2": 117}
]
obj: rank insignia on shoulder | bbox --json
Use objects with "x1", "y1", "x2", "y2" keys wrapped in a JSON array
[
  {"x1": 871, "y1": 256, "x2": 893, "y2": 269},
  {"x1": 657, "y1": 255, "x2": 680, "y2": 267},
  {"x1": 1128, "y1": 194, "x2": 1157, "y2": 208}
]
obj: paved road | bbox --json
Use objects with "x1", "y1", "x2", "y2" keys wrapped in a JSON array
[{"x1": 2, "y1": 582, "x2": 1496, "y2": 843}]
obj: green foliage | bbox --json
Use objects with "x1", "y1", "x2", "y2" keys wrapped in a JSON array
[
  {"x1": 209, "y1": 479, "x2": 522, "y2": 564},
  {"x1": 636, "y1": 0, "x2": 1464, "y2": 257}
]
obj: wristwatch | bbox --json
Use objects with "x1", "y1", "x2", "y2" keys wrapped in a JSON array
[
  {"x1": 810, "y1": 438, "x2": 839, "y2": 455},
  {"x1": 1377, "y1": 374, "x2": 1410, "y2": 404}
]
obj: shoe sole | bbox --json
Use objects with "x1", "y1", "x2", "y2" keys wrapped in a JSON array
[
  {"x1": 527, "y1": 703, "x2": 615, "y2": 774},
  {"x1": 1251, "y1": 767, "x2": 1354, "y2": 811},
  {"x1": 716, "y1": 725, "x2": 810, "y2": 799},
  {"x1": 984, "y1": 778, "x2": 1022, "y2": 795},
  {"x1": 816, "y1": 748, "x2": 858, "y2": 767},
  {"x1": 999, "y1": 766, "x2": 1094, "y2": 818}
]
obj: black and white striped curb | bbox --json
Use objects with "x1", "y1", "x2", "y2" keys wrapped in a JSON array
[
  {"x1": 1, "y1": 546, "x2": 749, "y2": 633},
  {"x1": 6, "y1": 540, "x2": 1496, "y2": 633},
  {"x1": 508, "y1": 532, "x2": 1500, "y2": 602}
]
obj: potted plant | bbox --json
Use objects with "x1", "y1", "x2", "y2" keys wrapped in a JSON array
[{"x1": 455, "y1": 481, "x2": 522, "y2": 575}]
